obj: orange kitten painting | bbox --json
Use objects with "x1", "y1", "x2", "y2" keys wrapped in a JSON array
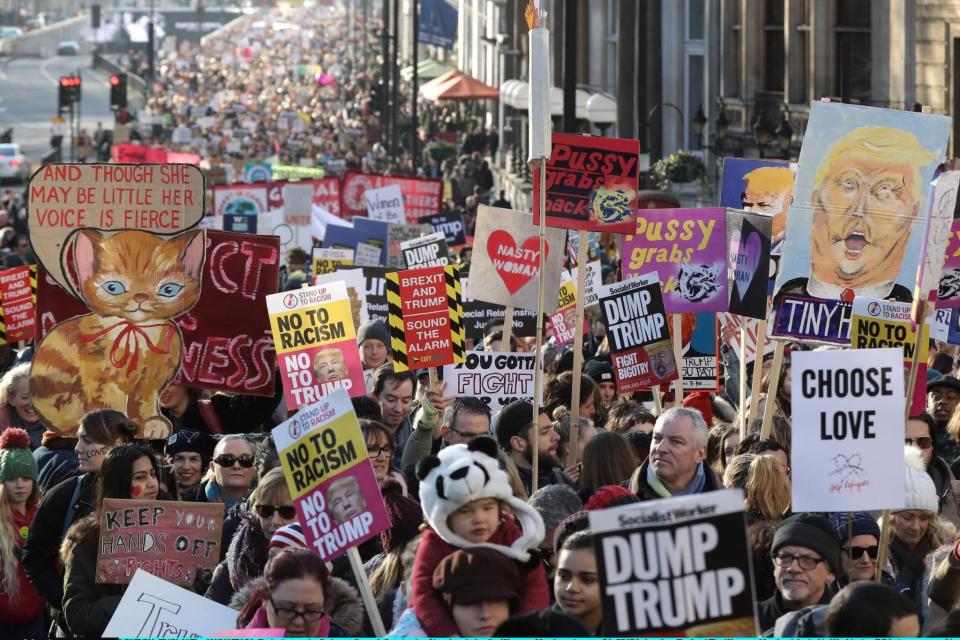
[{"x1": 30, "y1": 229, "x2": 205, "y2": 439}]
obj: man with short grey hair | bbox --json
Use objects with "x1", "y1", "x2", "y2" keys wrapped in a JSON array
[{"x1": 628, "y1": 406, "x2": 722, "y2": 500}]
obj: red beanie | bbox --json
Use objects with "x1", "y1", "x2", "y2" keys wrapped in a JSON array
[
  {"x1": 584, "y1": 485, "x2": 638, "y2": 511},
  {"x1": 682, "y1": 391, "x2": 713, "y2": 426}
]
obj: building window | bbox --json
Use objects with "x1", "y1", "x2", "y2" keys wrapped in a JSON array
[
  {"x1": 727, "y1": 0, "x2": 741, "y2": 97},
  {"x1": 795, "y1": 0, "x2": 810, "y2": 102},
  {"x1": 606, "y1": 0, "x2": 618, "y2": 95},
  {"x1": 835, "y1": 0, "x2": 871, "y2": 103},
  {"x1": 763, "y1": 0, "x2": 784, "y2": 92},
  {"x1": 687, "y1": 0, "x2": 705, "y2": 41},
  {"x1": 685, "y1": 0, "x2": 705, "y2": 148}
]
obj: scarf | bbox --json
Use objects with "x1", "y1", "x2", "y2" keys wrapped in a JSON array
[
  {"x1": 204, "y1": 480, "x2": 240, "y2": 510},
  {"x1": 647, "y1": 461, "x2": 706, "y2": 498}
]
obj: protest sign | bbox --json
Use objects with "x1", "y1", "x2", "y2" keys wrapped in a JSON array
[
  {"x1": 677, "y1": 312, "x2": 720, "y2": 391},
  {"x1": 311, "y1": 177, "x2": 341, "y2": 216},
  {"x1": 242, "y1": 162, "x2": 272, "y2": 183},
  {"x1": 442, "y1": 351, "x2": 535, "y2": 411},
  {"x1": 272, "y1": 164, "x2": 325, "y2": 180},
  {"x1": 589, "y1": 490, "x2": 757, "y2": 637},
  {"x1": 339, "y1": 266, "x2": 393, "y2": 325},
  {"x1": 267, "y1": 281, "x2": 365, "y2": 407},
  {"x1": 103, "y1": 569, "x2": 238, "y2": 639},
  {"x1": 341, "y1": 171, "x2": 442, "y2": 220},
  {"x1": 917, "y1": 170, "x2": 960, "y2": 302},
  {"x1": 213, "y1": 184, "x2": 269, "y2": 217},
  {"x1": 313, "y1": 268, "x2": 369, "y2": 331},
  {"x1": 725, "y1": 208, "x2": 772, "y2": 319},
  {"x1": 949, "y1": 308, "x2": 960, "y2": 345},
  {"x1": 96, "y1": 499, "x2": 223, "y2": 586},
  {"x1": 419, "y1": 211, "x2": 466, "y2": 246},
  {"x1": 387, "y1": 223, "x2": 433, "y2": 269},
  {"x1": 386, "y1": 265, "x2": 464, "y2": 371},
  {"x1": 354, "y1": 242, "x2": 382, "y2": 267},
  {"x1": 717, "y1": 313, "x2": 775, "y2": 364},
  {"x1": 599, "y1": 274, "x2": 678, "y2": 392},
  {"x1": 719, "y1": 158, "x2": 795, "y2": 258},
  {"x1": 312, "y1": 247, "x2": 353, "y2": 276},
  {"x1": 851, "y1": 297, "x2": 929, "y2": 414},
  {"x1": 468, "y1": 205, "x2": 565, "y2": 312},
  {"x1": 770, "y1": 101, "x2": 949, "y2": 342},
  {"x1": 623, "y1": 207, "x2": 728, "y2": 313},
  {"x1": 364, "y1": 184, "x2": 405, "y2": 224},
  {"x1": 223, "y1": 213, "x2": 257, "y2": 234},
  {"x1": 532, "y1": 133, "x2": 640, "y2": 232},
  {"x1": 0, "y1": 264, "x2": 36, "y2": 343},
  {"x1": 283, "y1": 182, "x2": 314, "y2": 225},
  {"x1": 400, "y1": 232, "x2": 449, "y2": 268},
  {"x1": 112, "y1": 144, "x2": 202, "y2": 166},
  {"x1": 547, "y1": 276, "x2": 579, "y2": 346},
  {"x1": 791, "y1": 348, "x2": 905, "y2": 511},
  {"x1": 461, "y1": 276, "x2": 538, "y2": 342},
  {"x1": 939, "y1": 220, "x2": 960, "y2": 308},
  {"x1": 272, "y1": 389, "x2": 390, "y2": 560},
  {"x1": 933, "y1": 307, "x2": 952, "y2": 342},
  {"x1": 570, "y1": 260, "x2": 602, "y2": 308}
]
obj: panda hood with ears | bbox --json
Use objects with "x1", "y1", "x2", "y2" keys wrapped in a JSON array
[{"x1": 416, "y1": 437, "x2": 545, "y2": 562}]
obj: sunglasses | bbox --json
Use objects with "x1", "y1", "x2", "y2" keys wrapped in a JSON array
[
  {"x1": 213, "y1": 453, "x2": 255, "y2": 468},
  {"x1": 255, "y1": 504, "x2": 297, "y2": 519},
  {"x1": 905, "y1": 436, "x2": 933, "y2": 450},
  {"x1": 843, "y1": 545, "x2": 880, "y2": 560}
]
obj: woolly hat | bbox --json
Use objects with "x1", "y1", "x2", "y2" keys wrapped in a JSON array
[
  {"x1": 553, "y1": 510, "x2": 590, "y2": 554},
  {"x1": 0, "y1": 428, "x2": 37, "y2": 482},
  {"x1": 357, "y1": 320, "x2": 391, "y2": 348},
  {"x1": 583, "y1": 360, "x2": 614, "y2": 384},
  {"x1": 772, "y1": 513, "x2": 842, "y2": 575},
  {"x1": 416, "y1": 438, "x2": 545, "y2": 561},
  {"x1": 901, "y1": 445, "x2": 939, "y2": 514},
  {"x1": 584, "y1": 485, "x2": 640, "y2": 511},
  {"x1": 828, "y1": 511, "x2": 881, "y2": 543},
  {"x1": 380, "y1": 479, "x2": 424, "y2": 553},
  {"x1": 432, "y1": 547, "x2": 522, "y2": 607},
  {"x1": 269, "y1": 523, "x2": 307, "y2": 551},
  {"x1": 683, "y1": 391, "x2": 714, "y2": 426},
  {"x1": 165, "y1": 430, "x2": 216, "y2": 462},
  {"x1": 529, "y1": 484, "x2": 583, "y2": 533}
]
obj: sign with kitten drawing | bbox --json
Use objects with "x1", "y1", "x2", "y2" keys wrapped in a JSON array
[
  {"x1": 266, "y1": 281, "x2": 366, "y2": 408},
  {"x1": 531, "y1": 133, "x2": 640, "y2": 232},
  {"x1": 622, "y1": 208, "x2": 728, "y2": 313}
]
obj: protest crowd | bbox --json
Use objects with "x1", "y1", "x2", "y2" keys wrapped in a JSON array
[{"x1": 6, "y1": 2, "x2": 960, "y2": 639}]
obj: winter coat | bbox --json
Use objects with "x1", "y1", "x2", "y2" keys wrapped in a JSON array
[
  {"x1": 33, "y1": 436, "x2": 78, "y2": 493},
  {"x1": 411, "y1": 516, "x2": 549, "y2": 636},
  {"x1": 22, "y1": 473, "x2": 96, "y2": 609},
  {"x1": 0, "y1": 408, "x2": 42, "y2": 449},
  {"x1": 929, "y1": 455, "x2": 960, "y2": 530},
  {"x1": 205, "y1": 511, "x2": 269, "y2": 605},
  {"x1": 231, "y1": 574, "x2": 363, "y2": 636},
  {"x1": 0, "y1": 504, "x2": 44, "y2": 625},
  {"x1": 61, "y1": 520, "x2": 125, "y2": 638},
  {"x1": 386, "y1": 607, "x2": 427, "y2": 637},
  {"x1": 628, "y1": 458, "x2": 724, "y2": 501},
  {"x1": 757, "y1": 588, "x2": 833, "y2": 634}
]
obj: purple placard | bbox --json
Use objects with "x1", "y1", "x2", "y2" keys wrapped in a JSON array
[
  {"x1": 622, "y1": 207, "x2": 728, "y2": 313},
  {"x1": 772, "y1": 294, "x2": 852, "y2": 344}
]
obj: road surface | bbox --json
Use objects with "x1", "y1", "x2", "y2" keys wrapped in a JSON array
[{"x1": 0, "y1": 54, "x2": 117, "y2": 167}]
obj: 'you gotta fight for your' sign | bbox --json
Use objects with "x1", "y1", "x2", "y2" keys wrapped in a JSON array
[{"x1": 791, "y1": 348, "x2": 905, "y2": 512}]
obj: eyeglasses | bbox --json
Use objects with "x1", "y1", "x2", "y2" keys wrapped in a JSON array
[
  {"x1": 268, "y1": 595, "x2": 326, "y2": 622},
  {"x1": 448, "y1": 425, "x2": 493, "y2": 441},
  {"x1": 772, "y1": 553, "x2": 825, "y2": 570},
  {"x1": 905, "y1": 436, "x2": 933, "y2": 450},
  {"x1": 255, "y1": 504, "x2": 297, "y2": 519},
  {"x1": 213, "y1": 453, "x2": 255, "y2": 468},
  {"x1": 843, "y1": 545, "x2": 880, "y2": 560},
  {"x1": 367, "y1": 445, "x2": 394, "y2": 459}
]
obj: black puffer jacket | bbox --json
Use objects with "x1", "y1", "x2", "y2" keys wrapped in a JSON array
[{"x1": 205, "y1": 511, "x2": 269, "y2": 605}]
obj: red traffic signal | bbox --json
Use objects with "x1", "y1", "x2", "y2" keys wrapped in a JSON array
[
  {"x1": 109, "y1": 74, "x2": 121, "y2": 87},
  {"x1": 59, "y1": 76, "x2": 81, "y2": 88}
]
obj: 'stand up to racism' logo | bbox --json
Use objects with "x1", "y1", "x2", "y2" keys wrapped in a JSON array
[
  {"x1": 283, "y1": 293, "x2": 298, "y2": 309},
  {"x1": 867, "y1": 302, "x2": 881, "y2": 317}
]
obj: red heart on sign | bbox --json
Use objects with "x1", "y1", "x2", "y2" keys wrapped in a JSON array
[{"x1": 487, "y1": 230, "x2": 546, "y2": 294}]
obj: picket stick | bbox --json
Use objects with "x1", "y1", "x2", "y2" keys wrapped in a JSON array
[
  {"x1": 671, "y1": 314, "x2": 685, "y2": 407},
  {"x1": 904, "y1": 298, "x2": 929, "y2": 421},
  {"x1": 567, "y1": 230, "x2": 589, "y2": 467},
  {"x1": 759, "y1": 340, "x2": 786, "y2": 439},
  {"x1": 347, "y1": 547, "x2": 386, "y2": 636},
  {"x1": 652, "y1": 388, "x2": 663, "y2": 415},
  {"x1": 501, "y1": 305, "x2": 515, "y2": 352},
  {"x1": 739, "y1": 324, "x2": 748, "y2": 438},
  {"x1": 875, "y1": 510, "x2": 892, "y2": 582},
  {"x1": 530, "y1": 159, "x2": 548, "y2": 494},
  {"x1": 749, "y1": 319, "x2": 768, "y2": 426},
  {"x1": 428, "y1": 367, "x2": 438, "y2": 388}
]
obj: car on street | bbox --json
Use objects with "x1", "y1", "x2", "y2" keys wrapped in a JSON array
[
  {"x1": 0, "y1": 27, "x2": 23, "y2": 38},
  {"x1": 0, "y1": 144, "x2": 28, "y2": 183},
  {"x1": 56, "y1": 40, "x2": 79, "y2": 56}
]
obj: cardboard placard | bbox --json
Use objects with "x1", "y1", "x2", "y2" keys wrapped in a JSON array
[
  {"x1": 599, "y1": 274, "x2": 679, "y2": 392},
  {"x1": 933, "y1": 307, "x2": 952, "y2": 342},
  {"x1": 387, "y1": 223, "x2": 433, "y2": 269},
  {"x1": 272, "y1": 389, "x2": 390, "y2": 560},
  {"x1": 938, "y1": 219, "x2": 960, "y2": 308},
  {"x1": 213, "y1": 184, "x2": 269, "y2": 217},
  {"x1": 791, "y1": 348, "x2": 906, "y2": 511},
  {"x1": 354, "y1": 242, "x2": 382, "y2": 267},
  {"x1": 916, "y1": 170, "x2": 960, "y2": 301},
  {"x1": 717, "y1": 313, "x2": 776, "y2": 365},
  {"x1": 461, "y1": 276, "x2": 538, "y2": 342},
  {"x1": 313, "y1": 269, "x2": 369, "y2": 330},
  {"x1": 546, "y1": 276, "x2": 579, "y2": 346},
  {"x1": 283, "y1": 182, "x2": 314, "y2": 226},
  {"x1": 341, "y1": 171, "x2": 442, "y2": 221},
  {"x1": 532, "y1": 133, "x2": 641, "y2": 232},
  {"x1": 622, "y1": 207, "x2": 728, "y2": 313},
  {"x1": 570, "y1": 260, "x2": 602, "y2": 308},
  {"x1": 267, "y1": 282, "x2": 366, "y2": 408},
  {"x1": 339, "y1": 266, "x2": 393, "y2": 325},
  {"x1": 677, "y1": 312, "x2": 721, "y2": 391},
  {"x1": 311, "y1": 177, "x2": 342, "y2": 216},
  {"x1": 272, "y1": 164, "x2": 325, "y2": 180},
  {"x1": 770, "y1": 102, "x2": 950, "y2": 342},
  {"x1": 386, "y1": 265, "x2": 464, "y2": 371},
  {"x1": 364, "y1": 184, "x2": 406, "y2": 224},
  {"x1": 468, "y1": 205, "x2": 565, "y2": 312},
  {"x1": 312, "y1": 247, "x2": 353, "y2": 276},
  {"x1": 719, "y1": 157, "x2": 795, "y2": 254},
  {"x1": 400, "y1": 232, "x2": 449, "y2": 269},
  {"x1": 0, "y1": 265, "x2": 36, "y2": 343},
  {"x1": 441, "y1": 351, "x2": 535, "y2": 411},
  {"x1": 418, "y1": 211, "x2": 466, "y2": 246},
  {"x1": 223, "y1": 214, "x2": 257, "y2": 234},
  {"x1": 725, "y1": 208, "x2": 773, "y2": 319},
  {"x1": 589, "y1": 490, "x2": 757, "y2": 637},
  {"x1": 96, "y1": 499, "x2": 223, "y2": 586},
  {"x1": 103, "y1": 569, "x2": 238, "y2": 638}
]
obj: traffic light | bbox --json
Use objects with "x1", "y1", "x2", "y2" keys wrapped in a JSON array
[
  {"x1": 109, "y1": 73, "x2": 127, "y2": 110},
  {"x1": 58, "y1": 75, "x2": 81, "y2": 112},
  {"x1": 91, "y1": 3, "x2": 101, "y2": 29}
]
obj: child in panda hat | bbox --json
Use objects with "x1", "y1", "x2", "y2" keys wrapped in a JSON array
[{"x1": 411, "y1": 437, "x2": 549, "y2": 636}]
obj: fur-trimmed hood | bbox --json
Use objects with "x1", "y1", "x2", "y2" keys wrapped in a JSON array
[{"x1": 229, "y1": 573, "x2": 365, "y2": 635}]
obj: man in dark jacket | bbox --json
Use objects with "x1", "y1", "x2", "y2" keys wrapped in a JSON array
[
  {"x1": 757, "y1": 513, "x2": 839, "y2": 633},
  {"x1": 628, "y1": 406, "x2": 723, "y2": 499}
]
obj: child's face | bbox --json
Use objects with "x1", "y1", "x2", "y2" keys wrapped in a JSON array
[{"x1": 448, "y1": 497, "x2": 500, "y2": 543}]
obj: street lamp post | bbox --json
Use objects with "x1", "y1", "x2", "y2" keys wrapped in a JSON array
[{"x1": 775, "y1": 108, "x2": 793, "y2": 159}]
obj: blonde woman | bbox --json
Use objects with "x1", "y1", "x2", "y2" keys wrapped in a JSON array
[
  {"x1": 743, "y1": 454, "x2": 792, "y2": 602},
  {"x1": 0, "y1": 363, "x2": 41, "y2": 449}
]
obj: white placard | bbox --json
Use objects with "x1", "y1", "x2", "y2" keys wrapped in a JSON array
[
  {"x1": 364, "y1": 184, "x2": 405, "y2": 224},
  {"x1": 442, "y1": 351, "x2": 535, "y2": 413},
  {"x1": 283, "y1": 183, "x2": 314, "y2": 218},
  {"x1": 570, "y1": 260, "x2": 602, "y2": 307},
  {"x1": 400, "y1": 231, "x2": 448, "y2": 268},
  {"x1": 103, "y1": 569, "x2": 238, "y2": 639},
  {"x1": 354, "y1": 242, "x2": 382, "y2": 267},
  {"x1": 791, "y1": 348, "x2": 906, "y2": 512}
]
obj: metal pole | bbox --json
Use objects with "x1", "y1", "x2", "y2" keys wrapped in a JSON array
[
  {"x1": 391, "y1": 0, "x2": 400, "y2": 156},
  {"x1": 562, "y1": 0, "x2": 576, "y2": 133},
  {"x1": 381, "y1": 0, "x2": 390, "y2": 146},
  {"x1": 411, "y1": 0, "x2": 419, "y2": 171}
]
